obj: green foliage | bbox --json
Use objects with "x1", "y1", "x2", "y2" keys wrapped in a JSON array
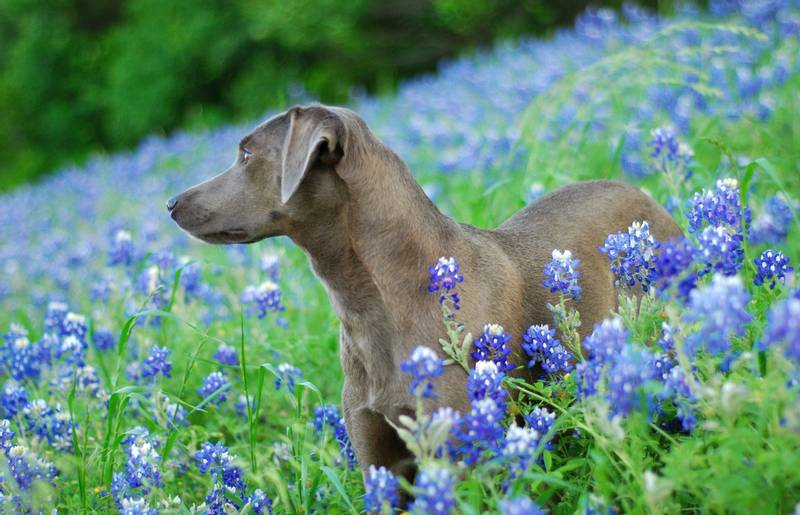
[{"x1": 0, "y1": 0, "x2": 650, "y2": 190}]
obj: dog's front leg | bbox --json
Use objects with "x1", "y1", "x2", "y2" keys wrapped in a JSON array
[{"x1": 342, "y1": 383, "x2": 416, "y2": 483}]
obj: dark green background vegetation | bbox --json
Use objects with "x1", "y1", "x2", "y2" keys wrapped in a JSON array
[{"x1": 0, "y1": 0, "x2": 659, "y2": 190}]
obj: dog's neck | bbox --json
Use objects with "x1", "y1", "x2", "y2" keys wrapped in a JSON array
[
  {"x1": 292, "y1": 140, "x2": 457, "y2": 303},
  {"x1": 340, "y1": 137, "x2": 458, "y2": 310},
  {"x1": 288, "y1": 137, "x2": 458, "y2": 373}
]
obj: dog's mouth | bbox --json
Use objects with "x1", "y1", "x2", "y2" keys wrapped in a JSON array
[{"x1": 198, "y1": 229, "x2": 251, "y2": 244}]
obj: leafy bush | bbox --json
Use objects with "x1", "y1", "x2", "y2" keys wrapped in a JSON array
[
  {"x1": 0, "y1": 1, "x2": 799, "y2": 513},
  {"x1": 0, "y1": 0, "x2": 620, "y2": 190}
]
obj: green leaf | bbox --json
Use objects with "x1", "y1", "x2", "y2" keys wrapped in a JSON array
[{"x1": 321, "y1": 466, "x2": 358, "y2": 514}]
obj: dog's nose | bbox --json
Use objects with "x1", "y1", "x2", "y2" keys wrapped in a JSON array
[{"x1": 166, "y1": 196, "x2": 179, "y2": 212}]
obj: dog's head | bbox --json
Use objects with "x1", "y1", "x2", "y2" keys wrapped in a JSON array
[{"x1": 168, "y1": 104, "x2": 358, "y2": 244}]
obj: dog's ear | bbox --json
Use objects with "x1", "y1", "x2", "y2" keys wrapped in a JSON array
[{"x1": 281, "y1": 106, "x2": 344, "y2": 204}]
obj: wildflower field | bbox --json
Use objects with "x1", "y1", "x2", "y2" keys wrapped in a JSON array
[{"x1": 1, "y1": 2, "x2": 800, "y2": 513}]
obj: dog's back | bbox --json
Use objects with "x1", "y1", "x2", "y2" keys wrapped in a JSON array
[{"x1": 492, "y1": 180, "x2": 683, "y2": 339}]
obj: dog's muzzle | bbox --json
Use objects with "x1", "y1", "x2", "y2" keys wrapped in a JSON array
[{"x1": 166, "y1": 195, "x2": 179, "y2": 212}]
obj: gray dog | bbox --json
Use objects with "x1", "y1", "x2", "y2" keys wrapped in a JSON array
[{"x1": 168, "y1": 104, "x2": 681, "y2": 483}]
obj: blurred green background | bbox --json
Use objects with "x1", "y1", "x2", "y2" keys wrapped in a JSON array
[{"x1": 0, "y1": 0, "x2": 666, "y2": 191}]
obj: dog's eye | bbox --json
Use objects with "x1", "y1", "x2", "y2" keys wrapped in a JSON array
[{"x1": 242, "y1": 149, "x2": 253, "y2": 163}]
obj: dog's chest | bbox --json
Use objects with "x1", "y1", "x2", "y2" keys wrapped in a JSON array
[
  {"x1": 340, "y1": 316, "x2": 372, "y2": 358},
  {"x1": 338, "y1": 309, "x2": 407, "y2": 402}
]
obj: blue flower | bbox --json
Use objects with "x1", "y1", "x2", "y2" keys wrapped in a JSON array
[
  {"x1": 401, "y1": 346, "x2": 445, "y2": 398},
  {"x1": 606, "y1": 347, "x2": 656, "y2": 417},
  {"x1": 471, "y1": 324, "x2": 515, "y2": 373},
  {"x1": 195, "y1": 441, "x2": 247, "y2": 508},
  {"x1": 661, "y1": 365, "x2": 697, "y2": 432},
  {"x1": 525, "y1": 406, "x2": 556, "y2": 435},
  {"x1": 687, "y1": 178, "x2": 750, "y2": 235},
  {"x1": 599, "y1": 221, "x2": 660, "y2": 291},
  {"x1": 248, "y1": 489, "x2": 274, "y2": 515},
  {"x1": 66, "y1": 365, "x2": 102, "y2": 398},
  {"x1": 696, "y1": 225, "x2": 744, "y2": 276},
  {"x1": 126, "y1": 362, "x2": 144, "y2": 382},
  {"x1": 652, "y1": 237, "x2": 698, "y2": 298},
  {"x1": 122, "y1": 427, "x2": 162, "y2": 485},
  {"x1": 750, "y1": 194, "x2": 794, "y2": 245},
  {"x1": 312, "y1": 404, "x2": 357, "y2": 469},
  {"x1": 313, "y1": 404, "x2": 343, "y2": 433},
  {"x1": 1, "y1": 331, "x2": 41, "y2": 381},
  {"x1": 720, "y1": 351, "x2": 741, "y2": 373},
  {"x1": 151, "y1": 249, "x2": 176, "y2": 273},
  {"x1": 111, "y1": 427, "x2": 162, "y2": 510},
  {"x1": 7, "y1": 444, "x2": 57, "y2": 491},
  {"x1": 198, "y1": 372, "x2": 231, "y2": 406},
  {"x1": 3, "y1": 323, "x2": 27, "y2": 345},
  {"x1": 143, "y1": 346, "x2": 172, "y2": 379},
  {"x1": 179, "y1": 262, "x2": 203, "y2": 303},
  {"x1": 61, "y1": 312, "x2": 88, "y2": 340},
  {"x1": 214, "y1": 344, "x2": 239, "y2": 366},
  {"x1": 274, "y1": 362, "x2": 303, "y2": 393},
  {"x1": 35, "y1": 332, "x2": 57, "y2": 367},
  {"x1": 543, "y1": 249, "x2": 582, "y2": 300},
  {"x1": 502, "y1": 424, "x2": 541, "y2": 475},
  {"x1": 56, "y1": 335, "x2": 87, "y2": 366},
  {"x1": 93, "y1": 327, "x2": 117, "y2": 352},
  {"x1": 195, "y1": 441, "x2": 242, "y2": 486},
  {"x1": 44, "y1": 301, "x2": 69, "y2": 333},
  {"x1": 0, "y1": 419, "x2": 15, "y2": 453},
  {"x1": 109, "y1": 229, "x2": 136, "y2": 266},
  {"x1": 684, "y1": 274, "x2": 751, "y2": 357},
  {"x1": 22, "y1": 399, "x2": 73, "y2": 452},
  {"x1": 760, "y1": 296, "x2": 800, "y2": 365},
  {"x1": 204, "y1": 487, "x2": 229, "y2": 514},
  {"x1": 242, "y1": 281, "x2": 286, "y2": 319},
  {"x1": 46, "y1": 311, "x2": 89, "y2": 366},
  {"x1": 656, "y1": 322, "x2": 677, "y2": 353},
  {"x1": 753, "y1": 249, "x2": 793, "y2": 289},
  {"x1": 575, "y1": 359, "x2": 603, "y2": 398},
  {"x1": 522, "y1": 324, "x2": 573, "y2": 374},
  {"x1": 583, "y1": 318, "x2": 628, "y2": 364},
  {"x1": 118, "y1": 497, "x2": 157, "y2": 515},
  {"x1": 522, "y1": 325, "x2": 557, "y2": 367},
  {"x1": 575, "y1": 317, "x2": 661, "y2": 418},
  {"x1": 467, "y1": 360, "x2": 508, "y2": 404},
  {"x1": 410, "y1": 466, "x2": 456, "y2": 515},
  {"x1": 649, "y1": 127, "x2": 678, "y2": 160},
  {"x1": 89, "y1": 277, "x2": 113, "y2": 303},
  {"x1": 454, "y1": 397, "x2": 506, "y2": 465},
  {"x1": 0, "y1": 381, "x2": 28, "y2": 418},
  {"x1": 499, "y1": 496, "x2": 546, "y2": 515},
  {"x1": 543, "y1": 345, "x2": 573, "y2": 375},
  {"x1": 650, "y1": 353, "x2": 675, "y2": 383},
  {"x1": 649, "y1": 126, "x2": 693, "y2": 174},
  {"x1": 428, "y1": 257, "x2": 465, "y2": 309},
  {"x1": 364, "y1": 465, "x2": 399, "y2": 514}
]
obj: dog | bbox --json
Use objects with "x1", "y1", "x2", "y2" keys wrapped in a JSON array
[{"x1": 168, "y1": 104, "x2": 682, "y2": 483}]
